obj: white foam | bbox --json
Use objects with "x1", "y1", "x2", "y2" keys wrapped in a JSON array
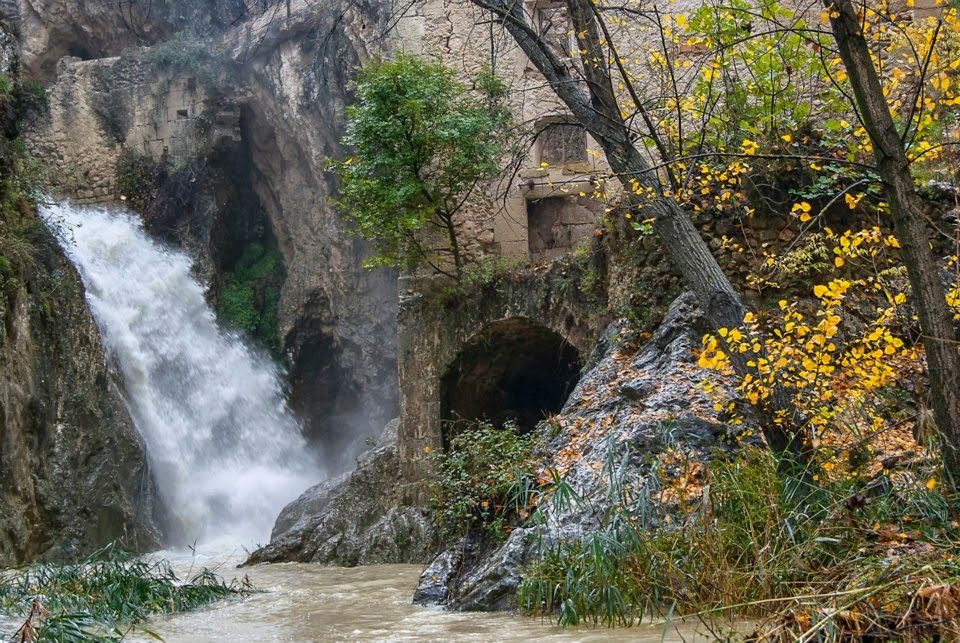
[{"x1": 40, "y1": 201, "x2": 321, "y2": 547}]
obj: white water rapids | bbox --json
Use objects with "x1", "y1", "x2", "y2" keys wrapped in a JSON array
[{"x1": 40, "y1": 201, "x2": 321, "y2": 547}]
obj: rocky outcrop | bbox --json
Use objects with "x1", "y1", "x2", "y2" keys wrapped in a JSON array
[
  {"x1": 0, "y1": 25, "x2": 161, "y2": 565},
  {"x1": 13, "y1": 0, "x2": 251, "y2": 80},
  {"x1": 413, "y1": 293, "x2": 751, "y2": 610},
  {"x1": 232, "y1": 0, "x2": 399, "y2": 466},
  {"x1": 245, "y1": 419, "x2": 437, "y2": 566}
]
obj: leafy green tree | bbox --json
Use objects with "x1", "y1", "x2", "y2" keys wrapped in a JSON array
[{"x1": 331, "y1": 55, "x2": 510, "y2": 279}]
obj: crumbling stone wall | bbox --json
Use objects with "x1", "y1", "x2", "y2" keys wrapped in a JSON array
[{"x1": 28, "y1": 56, "x2": 221, "y2": 205}]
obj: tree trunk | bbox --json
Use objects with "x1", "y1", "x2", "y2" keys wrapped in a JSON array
[
  {"x1": 441, "y1": 211, "x2": 464, "y2": 279},
  {"x1": 825, "y1": 0, "x2": 960, "y2": 484}
]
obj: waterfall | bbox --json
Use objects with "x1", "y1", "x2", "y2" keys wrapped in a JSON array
[{"x1": 40, "y1": 201, "x2": 322, "y2": 546}]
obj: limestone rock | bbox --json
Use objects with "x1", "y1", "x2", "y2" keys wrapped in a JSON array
[{"x1": 245, "y1": 419, "x2": 438, "y2": 567}]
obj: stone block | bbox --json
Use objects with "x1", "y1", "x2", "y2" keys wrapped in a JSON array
[{"x1": 518, "y1": 168, "x2": 548, "y2": 179}]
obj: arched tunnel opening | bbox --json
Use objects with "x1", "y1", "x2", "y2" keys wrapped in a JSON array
[{"x1": 440, "y1": 318, "x2": 582, "y2": 449}]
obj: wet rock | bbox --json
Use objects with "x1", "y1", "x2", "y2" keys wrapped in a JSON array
[
  {"x1": 16, "y1": 0, "x2": 249, "y2": 80},
  {"x1": 413, "y1": 548, "x2": 460, "y2": 606},
  {"x1": 0, "y1": 229, "x2": 163, "y2": 567},
  {"x1": 245, "y1": 419, "x2": 438, "y2": 567},
  {"x1": 452, "y1": 529, "x2": 530, "y2": 612}
]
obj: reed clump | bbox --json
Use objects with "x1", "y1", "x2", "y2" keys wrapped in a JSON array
[
  {"x1": 519, "y1": 446, "x2": 960, "y2": 641},
  {"x1": 0, "y1": 543, "x2": 252, "y2": 642}
]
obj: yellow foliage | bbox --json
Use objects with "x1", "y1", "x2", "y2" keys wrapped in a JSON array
[{"x1": 698, "y1": 229, "x2": 930, "y2": 442}]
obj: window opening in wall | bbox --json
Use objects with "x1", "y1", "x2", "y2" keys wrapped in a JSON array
[
  {"x1": 538, "y1": 122, "x2": 587, "y2": 166},
  {"x1": 527, "y1": 196, "x2": 566, "y2": 255},
  {"x1": 525, "y1": 0, "x2": 575, "y2": 68},
  {"x1": 526, "y1": 194, "x2": 602, "y2": 260}
]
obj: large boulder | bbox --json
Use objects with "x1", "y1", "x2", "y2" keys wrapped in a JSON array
[{"x1": 245, "y1": 419, "x2": 438, "y2": 566}]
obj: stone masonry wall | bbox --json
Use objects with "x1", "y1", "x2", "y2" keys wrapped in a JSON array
[{"x1": 28, "y1": 55, "x2": 216, "y2": 206}]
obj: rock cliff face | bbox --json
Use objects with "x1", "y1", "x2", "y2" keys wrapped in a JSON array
[
  {"x1": 24, "y1": 0, "x2": 401, "y2": 469},
  {"x1": 0, "y1": 26, "x2": 161, "y2": 565},
  {"x1": 0, "y1": 224, "x2": 164, "y2": 566},
  {"x1": 233, "y1": 0, "x2": 400, "y2": 466},
  {"x1": 10, "y1": 0, "x2": 250, "y2": 79}
]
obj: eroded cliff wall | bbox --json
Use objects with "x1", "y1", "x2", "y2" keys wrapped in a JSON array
[
  {"x1": 233, "y1": 0, "x2": 399, "y2": 466},
  {"x1": 0, "y1": 25, "x2": 161, "y2": 566}
]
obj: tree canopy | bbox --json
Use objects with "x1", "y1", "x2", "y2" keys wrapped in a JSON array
[{"x1": 331, "y1": 55, "x2": 510, "y2": 278}]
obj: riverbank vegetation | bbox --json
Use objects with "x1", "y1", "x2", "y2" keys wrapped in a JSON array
[
  {"x1": 429, "y1": 421, "x2": 537, "y2": 543},
  {"x1": 519, "y1": 446, "x2": 960, "y2": 639},
  {"x1": 0, "y1": 544, "x2": 251, "y2": 642}
]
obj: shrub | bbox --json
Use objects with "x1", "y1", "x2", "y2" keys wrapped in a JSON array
[
  {"x1": 11, "y1": 79, "x2": 49, "y2": 124},
  {"x1": 430, "y1": 254, "x2": 517, "y2": 306},
  {"x1": 142, "y1": 32, "x2": 231, "y2": 89},
  {"x1": 216, "y1": 242, "x2": 283, "y2": 355},
  {"x1": 113, "y1": 150, "x2": 160, "y2": 212},
  {"x1": 429, "y1": 421, "x2": 538, "y2": 542}
]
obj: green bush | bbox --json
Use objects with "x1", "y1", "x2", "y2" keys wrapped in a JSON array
[
  {"x1": 431, "y1": 255, "x2": 517, "y2": 306},
  {"x1": 216, "y1": 242, "x2": 283, "y2": 355},
  {"x1": 0, "y1": 543, "x2": 251, "y2": 642},
  {"x1": 429, "y1": 421, "x2": 538, "y2": 542},
  {"x1": 113, "y1": 150, "x2": 160, "y2": 212},
  {"x1": 142, "y1": 32, "x2": 231, "y2": 89},
  {"x1": 11, "y1": 79, "x2": 50, "y2": 124}
]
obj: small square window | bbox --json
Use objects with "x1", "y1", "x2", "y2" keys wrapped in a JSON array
[{"x1": 539, "y1": 123, "x2": 587, "y2": 166}]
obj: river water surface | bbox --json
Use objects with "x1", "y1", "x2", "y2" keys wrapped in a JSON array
[{"x1": 135, "y1": 548, "x2": 721, "y2": 642}]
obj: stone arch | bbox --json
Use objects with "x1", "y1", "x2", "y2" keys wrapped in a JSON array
[{"x1": 439, "y1": 317, "x2": 582, "y2": 449}]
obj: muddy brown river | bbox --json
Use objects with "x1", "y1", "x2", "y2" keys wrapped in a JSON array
[{"x1": 133, "y1": 547, "x2": 726, "y2": 642}]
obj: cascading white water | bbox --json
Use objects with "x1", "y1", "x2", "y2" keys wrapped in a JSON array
[{"x1": 40, "y1": 200, "x2": 322, "y2": 547}]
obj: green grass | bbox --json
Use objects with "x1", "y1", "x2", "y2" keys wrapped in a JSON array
[
  {"x1": 0, "y1": 544, "x2": 252, "y2": 642},
  {"x1": 518, "y1": 445, "x2": 960, "y2": 639}
]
